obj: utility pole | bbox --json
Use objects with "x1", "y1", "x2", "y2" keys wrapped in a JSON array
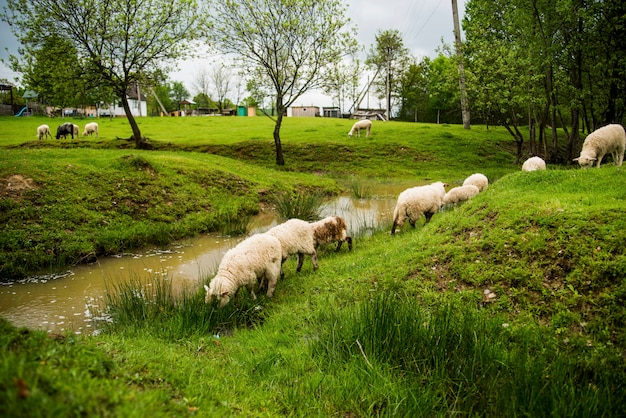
[{"x1": 452, "y1": 0, "x2": 471, "y2": 129}]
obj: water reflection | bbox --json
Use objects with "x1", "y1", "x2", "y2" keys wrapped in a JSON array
[{"x1": 0, "y1": 194, "x2": 397, "y2": 334}]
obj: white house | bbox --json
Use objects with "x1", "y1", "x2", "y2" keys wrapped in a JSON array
[{"x1": 98, "y1": 84, "x2": 147, "y2": 117}]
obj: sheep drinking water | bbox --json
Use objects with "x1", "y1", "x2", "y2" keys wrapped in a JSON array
[{"x1": 204, "y1": 233, "x2": 283, "y2": 307}]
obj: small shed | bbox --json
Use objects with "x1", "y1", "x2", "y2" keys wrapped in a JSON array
[
  {"x1": 288, "y1": 106, "x2": 320, "y2": 117},
  {"x1": 323, "y1": 107, "x2": 341, "y2": 118}
]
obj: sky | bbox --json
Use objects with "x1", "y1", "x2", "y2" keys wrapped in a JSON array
[{"x1": 0, "y1": 0, "x2": 466, "y2": 107}]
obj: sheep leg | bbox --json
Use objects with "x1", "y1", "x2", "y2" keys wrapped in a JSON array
[
  {"x1": 424, "y1": 212, "x2": 434, "y2": 224},
  {"x1": 296, "y1": 253, "x2": 305, "y2": 272},
  {"x1": 391, "y1": 220, "x2": 398, "y2": 235}
]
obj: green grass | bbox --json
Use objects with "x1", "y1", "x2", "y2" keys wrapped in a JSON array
[{"x1": 1, "y1": 116, "x2": 625, "y2": 416}]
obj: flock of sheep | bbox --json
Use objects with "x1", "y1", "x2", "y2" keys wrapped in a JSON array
[
  {"x1": 204, "y1": 122, "x2": 625, "y2": 307},
  {"x1": 37, "y1": 122, "x2": 99, "y2": 140}
]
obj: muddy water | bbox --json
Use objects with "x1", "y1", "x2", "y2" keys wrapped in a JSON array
[{"x1": 0, "y1": 194, "x2": 399, "y2": 334}]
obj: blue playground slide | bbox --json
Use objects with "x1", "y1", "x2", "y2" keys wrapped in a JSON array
[{"x1": 14, "y1": 106, "x2": 27, "y2": 116}]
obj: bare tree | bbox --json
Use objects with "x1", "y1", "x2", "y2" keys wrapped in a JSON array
[
  {"x1": 211, "y1": 64, "x2": 232, "y2": 112},
  {"x1": 207, "y1": 0, "x2": 358, "y2": 165}
]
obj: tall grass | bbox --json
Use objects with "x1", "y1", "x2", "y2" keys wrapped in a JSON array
[
  {"x1": 273, "y1": 190, "x2": 325, "y2": 221},
  {"x1": 308, "y1": 293, "x2": 624, "y2": 416},
  {"x1": 98, "y1": 274, "x2": 265, "y2": 339}
]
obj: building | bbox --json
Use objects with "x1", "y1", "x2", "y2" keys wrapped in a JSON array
[{"x1": 287, "y1": 106, "x2": 320, "y2": 117}]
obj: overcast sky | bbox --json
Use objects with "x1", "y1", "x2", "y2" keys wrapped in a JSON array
[{"x1": 0, "y1": 0, "x2": 466, "y2": 105}]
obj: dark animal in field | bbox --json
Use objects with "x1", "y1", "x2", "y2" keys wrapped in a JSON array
[{"x1": 56, "y1": 122, "x2": 74, "y2": 139}]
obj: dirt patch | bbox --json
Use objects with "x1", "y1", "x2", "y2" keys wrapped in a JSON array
[{"x1": 1, "y1": 175, "x2": 37, "y2": 199}]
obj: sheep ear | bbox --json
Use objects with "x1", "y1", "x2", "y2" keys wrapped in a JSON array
[
  {"x1": 572, "y1": 158, "x2": 579, "y2": 161},
  {"x1": 204, "y1": 284, "x2": 209, "y2": 293},
  {"x1": 221, "y1": 291, "x2": 230, "y2": 298}
]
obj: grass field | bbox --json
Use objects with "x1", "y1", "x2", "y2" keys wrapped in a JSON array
[{"x1": 1, "y1": 115, "x2": 625, "y2": 416}]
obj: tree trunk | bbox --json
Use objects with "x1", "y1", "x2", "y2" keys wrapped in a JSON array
[
  {"x1": 452, "y1": 0, "x2": 470, "y2": 129},
  {"x1": 121, "y1": 95, "x2": 144, "y2": 148},
  {"x1": 273, "y1": 110, "x2": 285, "y2": 166}
]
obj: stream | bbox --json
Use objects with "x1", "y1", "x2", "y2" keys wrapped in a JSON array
[{"x1": 0, "y1": 193, "x2": 400, "y2": 334}]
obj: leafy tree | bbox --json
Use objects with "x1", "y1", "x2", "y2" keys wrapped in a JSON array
[
  {"x1": 2, "y1": 0, "x2": 202, "y2": 148},
  {"x1": 207, "y1": 0, "x2": 358, "y2": 165},
  {"x1": 396, "y1": 56, "x2": 429, "y2": 122},
  {"x1": 170, "y1": 81, "x2": 189, "y2": 110},
  {"x1": 366, "y1": 29, "x2": 409, "y2": 120}
]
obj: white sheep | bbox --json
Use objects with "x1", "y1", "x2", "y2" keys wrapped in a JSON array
[
  {"x1": 348, "y1": 119, "x2": 372, "y2": 138},
  {"x1": 443, "y1": 184, "x2": 480, "y2": 206},
  {"x1": 574, "y1": 124, "x2": 626, "y2": 168},
  {"x1": 310, "y1": 216, "x2": 353, "y2": 252},
  {"x1": 391, "y1": 181, "x2": 447, "y2": 234},
  {"x1": 462, "y1": 173, "x2": 489, "y2": 192},
  {"x1": 37, "y1": 124, "x2": 52, "y2": 140},
  {"x1": 521, "y1": 156, "x2": 546, "y2": 172},
  {"x1": 267, "y1": 218, "x2": 318, "y2": 272},
  {"x1": 204, "y1": 233, "x2": 283, "y2": 307},
  {"x1": 72, "y1": 124, "x2": 79, "y2": 138},
  {"x1": 83, "y1": 122, "x2": 99, "y2": 137}
]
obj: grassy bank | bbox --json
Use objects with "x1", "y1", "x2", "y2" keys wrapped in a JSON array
[
  {"x1": 1, "y1": 167, "x2": 625, "y2": 416},
  {"x1": 1, "y1": 117, "x2": 516, "y2": 279},
  {"x1": 2, "y1": 116, "x2": 625, "y2": 415}
]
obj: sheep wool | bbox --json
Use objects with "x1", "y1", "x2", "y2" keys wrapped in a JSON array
[
  {"x1": 522, "y1": 156, "x2": 546, "y2": 172},
  {"x1": 574, "y1": 124, "x2": 626, "y2": 168},
  {"x1": 310, "y1": 216, "x2": 353, "y2": 252},
  {"x1": 267, "y1": 218, "x2": 318, "y2": 272},
  {"x1": 443, "y1": 184, "x2": 480, "y2": 206},
  {"x1": 391, "y1": 181, "x2": 446, "y2": 234},
  {"x1": 348, "y1": 119, "x2": 372, "y2": 138},
  {"x1": 37, "y1": 124, "x2": 51, "y2": 140},
  {"x1": 83, "y1": 122, "x2": 99, "y2": 137},
  {"x1": 204, "y1": 233, "x2": 282, "y2": 307},
  {"x1": 462, "y1": 173, "x2": 489, "y2": 192}
]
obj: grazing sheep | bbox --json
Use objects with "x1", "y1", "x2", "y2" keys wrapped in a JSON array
[
  {"x1": 267, "y1": 218, "x2": 318, "y2": 272},
  {"x1": 522, "y1": 156, "x2": 546, "y2": 172},
  {"x1": 83, "y1": 122, "x2": 99, "y2": 137},
  {"x1": 574, "y1": 124, "x2": 626, "y2": 168},
  {"x1": 348, "y1": 119, "x2": 372, "y2": 138},
  {"x1": 391, "y1": 181, "x2": 447, "y2": 234},
  {"x1": 310, "y1": 216, "x2": 353, "y2": 252},
  {"x1": 462, "y1": 173, "x2": 489, "y2": 192},
  {"x1": 443, "y1": 184, "x2": 480, "y2": 206},
  {"x1": 37, "y1": 124, "x2": 52, "y2": 140},
  {"x1": 72, "y1": 124, "x2": 79, "y2": 138},
  {"x1": 204, "y1": 233, "x2": 283, "y2": 307},
  {"x1": 56, "y1": 122, "x2": 74, "y2": 139}
]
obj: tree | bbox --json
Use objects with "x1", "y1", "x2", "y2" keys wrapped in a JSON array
[
  {"x1": 170, "y1": 81, "x2": 189, "y2": 110},
  {"x1": 366, "y1": 30, "x2": 409, "y2": 120},
  {"x1": 2, "y1": 0, "x2": 201, "y2": 148},
  {"x1": 323, "y1": 55, "x2": 364, "y2": 114},
  {"x1": 211, "y1": 63, "x2": 232, "y2": 112},
  {"x1": 207, "y1": 0, "x2": 358, "y2": 165}
]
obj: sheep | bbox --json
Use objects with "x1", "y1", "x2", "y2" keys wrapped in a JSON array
[
  {"x1": 574, "y1": 124, "x2": 626, "y2": 168},
  {"x1": 348, "y1": 119, "x2": 372, "y2": 138},
  {"x1": 443, "y1": 184, "x2": 480, "y2": 206},
  {"x1": 267, "y1": 218, "x2": 318, "y2": 272},
  {"x1": 204, "y1": 233, "x2": 283, "y2": 307},
  {"x1": 522, "y1": 156, "x2": 546, "y2": 172},
  {"x1": 310, "y1": 216, "x2": 353, "y2": 252},
  {"x1": 73, "y1": 124, "x2": 79, "y2": 138},
  {"x1": 83, "y1": 122, "x2": 99, "y2": 137},
  {"x1": 391, "y1": 181, "x2": 447, "y2": 234},
  {"x1": 462, "y1": 173, "x2": 489, "y2": 192},
  {"x1": 56, "y1": 122, "x2": 74, "y2": 139},
  {"x1": 37, "y1": 124, "x2": 52, "y2": 140}
]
